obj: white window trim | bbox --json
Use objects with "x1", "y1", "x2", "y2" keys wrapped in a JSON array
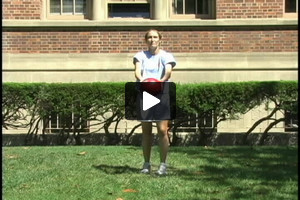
[
  {"x1": 46, "y1": 0, "x2": 89, "y2": 20},
  {"x1": 45, "y1": 111, "x2": 90, "y2": 134},
  {"x1": 169, "y1": 0, "x2": 216, "y2": 20}
]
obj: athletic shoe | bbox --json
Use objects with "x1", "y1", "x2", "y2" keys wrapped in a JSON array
[
  {"x1": 157, "y1": 163, "x2": 167, "y2": 175},
  {"x1": 140, "y1": 162, "x2": 151, "y2": 174}
]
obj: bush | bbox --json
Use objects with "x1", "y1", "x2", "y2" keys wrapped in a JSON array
[{"x1": 2, "y1": 81, "x2": 298, "y2": 145}]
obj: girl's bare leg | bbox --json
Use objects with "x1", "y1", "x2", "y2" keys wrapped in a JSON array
[
  {"x1": 141, "y1": 122, "x2": 153, "y2": 162},
  {"x1": 156, "y1": 120, "x2": 170, "y2": 163}
]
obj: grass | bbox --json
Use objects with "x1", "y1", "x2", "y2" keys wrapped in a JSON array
[{"x1": 3, "y1": 145, "x2": 298, "y2": 200}]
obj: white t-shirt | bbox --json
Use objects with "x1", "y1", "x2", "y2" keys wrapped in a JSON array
[{"x1": 133, "y1": 50, "x2": 176, "y2": 81}]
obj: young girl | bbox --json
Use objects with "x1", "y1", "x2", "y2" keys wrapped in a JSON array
[{"x1": 133, "y1": 29, "x2": 176, "y2": 175}]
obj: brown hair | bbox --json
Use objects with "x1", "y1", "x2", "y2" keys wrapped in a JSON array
[{"x1": 144, "y1": 29, "x2": 162, "y2": 40}]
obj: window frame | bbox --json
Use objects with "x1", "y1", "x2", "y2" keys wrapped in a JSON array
[
  {"x1": 170, "y1": 0, "x2": 216, "y2": 19},
  {"x1": 284, "y1": 102, "x2": 298, "y2": 132},
  {"x1": 283, "y1": 0, "x2": 298, "y2": 18},
  {"x1": 47, "y1": 0, "x2": 90, "y2": 20},
  {"x1": 173, "y1": 110, "x2": 217, "y2": 133},
  {"x1": 44, "y1": 108, "x2": 90, "y2": 134}
]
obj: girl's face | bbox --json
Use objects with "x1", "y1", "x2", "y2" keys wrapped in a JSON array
[{"x1": 145, "y1": 30, "x2": 161, "y2": 49}]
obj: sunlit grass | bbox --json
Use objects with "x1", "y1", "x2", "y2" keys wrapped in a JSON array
[{"x1": 3, "y1": 146, "x2": 298, "y2": 200}]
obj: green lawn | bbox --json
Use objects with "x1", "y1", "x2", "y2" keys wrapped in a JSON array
[{"x1": 3, "y1": 145, "x2": 298, "y2": 200}]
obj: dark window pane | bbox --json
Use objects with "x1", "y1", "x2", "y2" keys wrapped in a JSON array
[
  {"x1": 185, "y1": 0, "x2": 196, "y2": 14},
  {"x1": 75, "y1": 0, "x2": 86, "y2": 13},
  {"x1": 285, "y1": 0, "x2": 296, "y2": 12},
  {"x1": 65, "y1": 113, "x2": 73, "y2": 128},
  {"x1": 108, "y1": 3, "x2": 150, "y2": 18},
  {"x1": 197, "y1": 0, "x2": 208, "y2": 14},
  {"x1": 50, "y1": 0, "x2": 61, "y2": 14},
  {"x1": 176, "y1": 0, "x2": 183, "y2": 14},
  {"x1": 63, "y1": 0, "x2": 73, "y2": 13}
]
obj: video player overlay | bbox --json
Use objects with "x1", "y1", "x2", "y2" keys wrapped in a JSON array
[{"x1": 125, "y1": 82, "x2": 176, "y2": 121}]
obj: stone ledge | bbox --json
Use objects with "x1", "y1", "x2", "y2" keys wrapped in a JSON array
[
  {"x1": 2, "y1": 18, "x2": 298, "y2": 30},
  {"x1": 3, "y1": 52, "x2": 298, "y2": 71}
]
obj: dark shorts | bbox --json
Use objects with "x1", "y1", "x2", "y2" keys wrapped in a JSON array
[{"x1": 137, "y1": 83, "x2": 171, "y2": 122}]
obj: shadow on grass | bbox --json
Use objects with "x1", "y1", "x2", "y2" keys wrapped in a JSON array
[
  {"x1": 92, "y1": 164, "x2": 140, "y2": 174},
  {"x1": 170, "y1": 146, "x2": 298, "y2": 180},
  {"x1": 169, "y1": 146, "x2": 298, "y2": 199}
]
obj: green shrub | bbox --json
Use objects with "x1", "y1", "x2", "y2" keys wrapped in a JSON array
[{"x1": 2, "y1": 81, "x2": 298, "y2": 145}]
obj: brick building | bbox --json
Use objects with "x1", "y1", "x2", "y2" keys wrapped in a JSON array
[{"x1": 2, "y1": 0, "x2": 298, "y2": 135}]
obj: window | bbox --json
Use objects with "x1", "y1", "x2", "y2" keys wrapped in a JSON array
[
  {"x1": 172, "y1": 0, "x2": 215, "y2": 19},
  {"x1": 44, "y1": 110, "x2": 89, "y2": 134},
  {"x1": 284, "y1": 102, "x2": 298, "y2": 132},
  {"x1": 174, "y1": 110, "x2": 216, "y2": 133},
  {"x1": 285, "y1": 110, "x2": 298, "y2": 132},
  {"x1": 284, "y1": 0, "x2": 298, "y2": 18},
  {"x1": 285, "y1": 0, "x2": 297, "y2": 12},
  {"x1": 48, "y1": 0, "x2": 88, "y2": 19},
  {"x1": 108, "y1": 3, "x2": 150, "y2": 18}
]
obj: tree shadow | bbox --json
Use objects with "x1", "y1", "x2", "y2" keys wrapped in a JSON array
[
  {"x1": 92, "y1": 164, "x2": 140, "y2": 174},
  {"x1": 92, "y1": 163, "x2": 193, "y2": 178},
  {"x1": 168, "y1": 146, "x2": 298, "y2": 199}
]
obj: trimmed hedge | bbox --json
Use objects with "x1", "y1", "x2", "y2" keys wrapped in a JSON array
[{"x1": 2, "y1": 81, "x2": 298, "y2": 145}]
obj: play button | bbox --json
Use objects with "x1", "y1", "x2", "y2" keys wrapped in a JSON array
[
  {"x1": 143, "y1": 91, "x2": 160, "y2": 111},
  {"x1": 125, "y1": 82, "x2": 176, "y2": 121}
]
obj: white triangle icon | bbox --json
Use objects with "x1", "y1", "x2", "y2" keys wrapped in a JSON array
[{"x1": 143, "y1": 91, "x2": 160, "y2": 111}]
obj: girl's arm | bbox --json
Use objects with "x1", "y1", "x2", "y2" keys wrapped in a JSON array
[
  {"x1": 134, "y1": 61, "x2": 143, "y2": 82},
  {"x1": 160, "y1": 64, "x2": 172, "y2": 82}
]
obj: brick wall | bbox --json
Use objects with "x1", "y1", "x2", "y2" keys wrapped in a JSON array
[
  {"x1": 2, "y1": 0, "x2": 42, "y2": 20},
  {"x1": 2, "y1": 30, "x2": 298, "y2": 54},
  {"x1": 2, "y1": 0, "x2": 286, "y2": 20},
  {"x1": 217, "y1": 0, "x2": 284, "y2": 19}
]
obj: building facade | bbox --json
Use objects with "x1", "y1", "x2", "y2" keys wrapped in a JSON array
[{"x1": 2, "y1": 0, "x2": 298, "y2": 135}]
